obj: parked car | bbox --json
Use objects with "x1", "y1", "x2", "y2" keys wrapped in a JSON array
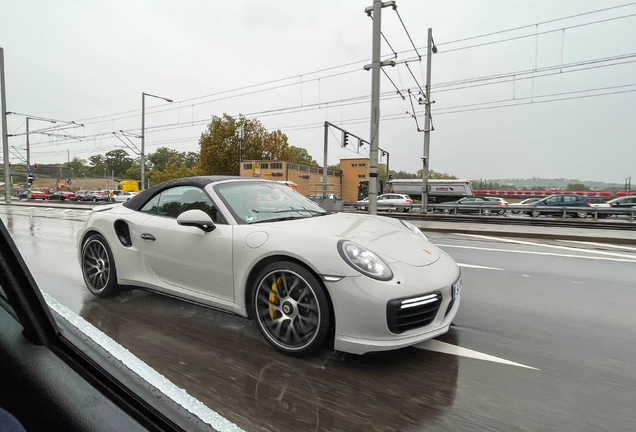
[
  {"x1": 355, "y1": 194, "x2": 413, "y2": 213},
  {"x1": 48, "y1": 191, "x2": 78, "y2": 201},
  {"x1": 112, "y1": 191, "x2": 138, "y2": 202},
  {"x1": 77, "y1": 177, "x2": 461, "y2": 357},
  {"x1": 91, "y1": 191, "x2": 111, "y2": 202},
  {"x1": 511, "y1": 197, "x2": 543, "y2": 214},
  {"x1": 76, "y1": 190, "x2": 96, "y2": 201},
  {"x1": 28, "y1": 190, "x2": 49, "y2": 200},
  {"x1": 525, "y1": 194, "x2": 591, "y2": 218},
  {"x1": 437, "y1": 197, "x2": 502, "y2": 215}
]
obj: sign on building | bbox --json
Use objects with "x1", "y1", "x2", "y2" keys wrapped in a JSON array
[{"x1": 252, "y1": 162, "x2": 261, "y2": 178}]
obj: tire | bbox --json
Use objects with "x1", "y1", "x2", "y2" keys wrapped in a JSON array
[
  {"x1": 252, "y1": 261, "x2": 331, "y2": 357},
  {"x1": 81, "y1": 234, "x2": 120, "y2": 297},
  {"x1": 442, "y1": 208, "x2": 451, "y2": 214},
  {"x1": 396, "y1": 206, "x2": 405, "y2": 213},
  {"x1": 576, "y1": 211, "x2": 588, "y2": 219},
  {"x1": 79, "y1": 196, "x2": 84, "y2": 201},
  {"x1": 92, "y1": 197, "x2": 98, "y2": 202},
  {"x1": 531, "y1": 210, "x2": 541, "y2": 218},
  {"x1": 482, "y1": 209, "x2": 492, "y2": 216}
]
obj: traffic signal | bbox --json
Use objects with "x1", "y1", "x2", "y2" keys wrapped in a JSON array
[
  {"x1": 7, "y1": 162, "x2": 11, "y2": 167},
  {"x1": 33, "y1": 163, "x2": 38, "y2": 169},
  {"x1": 342, "y1": 131, "x2": 349, "y2": 147}
]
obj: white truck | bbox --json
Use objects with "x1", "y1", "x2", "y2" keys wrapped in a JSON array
[{"x1": 388, "y1": 179, "x2": 474, "y2": 203}]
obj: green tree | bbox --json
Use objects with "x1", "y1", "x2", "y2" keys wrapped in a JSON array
[
  {"x1": 152, "y1": 163, "x2": 199, "y2": 184},
  {"x1": 88, "y1": 154, "x2": 105, "y2": 167},
  {"x1": 104, "y1": 149, "x2": 134, "y2": 178},
  {"x1": 69, "y1": 157, "x2": 90, "y2": 177},
  {"x1": 199, "y1": 114, "x2": 292, "y2": 175},
  {"x1": 290, "y1": 146, "x2": 317, "y2": 165},
  {"x1": 148, "y1": 147, "x2": 181, "y2": 172},
  {"x1": 566, "y1": 183, "x2": 589, "y2": 191},
  {"x1": 327, "y1": 163, "x2": 340, "y2": 171}
]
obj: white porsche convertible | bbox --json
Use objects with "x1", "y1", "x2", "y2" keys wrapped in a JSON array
[{"x1": 78, "y1": 177, "x2": 461, "y2": 356}]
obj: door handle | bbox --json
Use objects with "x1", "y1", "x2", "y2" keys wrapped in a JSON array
[{"x1": 141, "y1": 233, "x2": 156, "y2": 241}]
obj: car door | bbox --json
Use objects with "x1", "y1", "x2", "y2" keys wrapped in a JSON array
[{"x1": 136, "y1": 186, "x2": 234, "y2": 302}]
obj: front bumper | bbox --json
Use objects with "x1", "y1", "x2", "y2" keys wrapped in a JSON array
[{"x1": 325, "y1": 252, "x2": 461, "y2": 355}]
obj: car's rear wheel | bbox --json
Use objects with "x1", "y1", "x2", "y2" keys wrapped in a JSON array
[
  {"x1": 252, "y1": 262, "x2": 331, "y2": 357},
  {"x1": 81, "y1": 234, "x2": 120, "y2": 297},
  {"x1": 92, "y1": 197, "x2": 97, "y2": 202},
  {"x1": 442, "y1": 208, "x2": 452, "y2": 214},
  {"x1": 531, "y1": 210, "x2": 541, "y2": 218},
  {"x1": 576, "y1": 211, "x2": 588, "y2": 219},
  {"x1": 396, "y1": 206, "x2": 405, "y2": 213},
  {"x1": 482, "y1": 209, "x2": 492, "y2": 216}
]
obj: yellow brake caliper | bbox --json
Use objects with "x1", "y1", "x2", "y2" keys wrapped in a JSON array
[{"x1": 269, "y1": 277, "x2": 282, "y2": 320}]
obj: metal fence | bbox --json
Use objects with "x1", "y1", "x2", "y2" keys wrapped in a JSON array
[{"x1": 354, "y1": 202, "x2": 636, "y2": 222}]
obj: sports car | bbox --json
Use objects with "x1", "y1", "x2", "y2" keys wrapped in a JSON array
[{"x1": 77, "y1": 176, "x2": 461, "y2": 356}]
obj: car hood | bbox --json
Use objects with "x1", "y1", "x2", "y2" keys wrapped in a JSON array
[{"x1": 264, "y1": 213, "x2": 440, "y2": 267}]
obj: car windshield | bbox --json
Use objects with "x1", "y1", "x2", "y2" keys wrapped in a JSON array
[{"x1": 215, "y1": 181, "x2": 328, "y2": 224}]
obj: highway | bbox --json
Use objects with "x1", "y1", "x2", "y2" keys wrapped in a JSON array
[{"x1": 2, "y1": 205, "x2": 636, "y2": 432}]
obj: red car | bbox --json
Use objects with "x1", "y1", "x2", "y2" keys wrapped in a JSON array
[{"x1": 28, "y1": 191, "x2": 49, "y2": 200}]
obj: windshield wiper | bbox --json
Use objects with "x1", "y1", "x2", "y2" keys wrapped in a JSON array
[{"x1": 250, "y1": 216, "x2": 306, "y2": 224}]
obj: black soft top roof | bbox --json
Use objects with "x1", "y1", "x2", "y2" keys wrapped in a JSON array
[{"x1": 122, "y1": 176, "x2": 244, "y2": 211}]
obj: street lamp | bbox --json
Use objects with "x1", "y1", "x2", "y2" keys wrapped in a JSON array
[{"x1": 141, "y1": 92, "x2": 172, "y2": 190}]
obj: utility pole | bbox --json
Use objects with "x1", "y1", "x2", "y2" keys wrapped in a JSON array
[
  {"x1": 367, "y1": 0, "x2": 383, "y2": 215},
  {"x1": 1, "y1": 48, "x2": 10, "y2": 203},
  {"x1": 238, "y1": 124, "x2": 244, "y2": 170},
  {"x1": 421, "y1": 28, "x2": 435, "y2": 213},
  {"x1": 323, "y1": 122, "x2": 329, "y2": 198},
  {"x1": 141, "y1": 92, "x2": 172, "y2": 191}
]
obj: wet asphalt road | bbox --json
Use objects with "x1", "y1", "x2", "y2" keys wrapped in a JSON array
[{"x1": 1, "y1": 205, "x2": 636, "y2": 432}]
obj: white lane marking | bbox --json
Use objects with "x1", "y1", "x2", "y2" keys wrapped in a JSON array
[
  {"x1": 84, "y1": 210, "x2": 92, "y2": 214},
  {"x1": 454, "y1": 234, "x2": 636, "y2": 260},
  {"x1": 558, "y1": 240, "x2": 636, "y2": 252},
  {"x1": 570, "y1": 281, "x2": 583, "y2": 284},
  {"x1": 62, "y1": 209, "x2": 70, "y2": 214},
  {"x1": 457, "y1": 263, "x2": 504, "y2": 271},
  {"x1": 436, "y1": 244, "x2": 636, "y2": 263},
  {"x1": 416, "y1": 339, "x2": 538, "y2": 370},
  {"x1": 43, "y1": 293, "x2": 244, "y2": 432},
  {"x1": 45, "y1": 208, "x2": 53, "y2": 211},
  {"x1": 522, "y1": 275, "x2": 531, "y2": 278}
]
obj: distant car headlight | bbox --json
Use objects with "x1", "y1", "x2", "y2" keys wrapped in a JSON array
[
  {"x1": 400, "y1": 219, "x2": 428, "y2": 241},
  {"x1": 337, "y1": 240, "x2": 393, "y2": 281}
]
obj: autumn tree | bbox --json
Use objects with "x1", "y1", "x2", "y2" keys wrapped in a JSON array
[{"x1": 152, "y1": 163, "x2": 200, "y2": 184}]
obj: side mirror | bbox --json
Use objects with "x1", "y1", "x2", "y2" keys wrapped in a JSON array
[{"x1": 177, "y1": 209, "x2": 215, "y2": 232}]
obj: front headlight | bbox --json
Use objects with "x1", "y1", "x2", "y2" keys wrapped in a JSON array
[
  {"x1": 400, "y1": 219, "x2": 428, "y2": 241},
  {"x1": 337, "y1": 240, "x2": 393, "y2": 281}
]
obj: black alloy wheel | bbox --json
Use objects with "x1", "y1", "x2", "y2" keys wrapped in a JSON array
[
  {"x1": 92, "y1": 197, "x2": 98, "y2": 202},
  {"x1": 253, "y1": 262, "x2": 331, "y2": 357},
  {"x1": 81, "y1": 234, "x2": 120, "y2": 297}
]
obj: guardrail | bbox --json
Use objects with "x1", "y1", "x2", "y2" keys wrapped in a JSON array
[{"x1": 353, "y1": 202, "x2": 636, "y2": 222}]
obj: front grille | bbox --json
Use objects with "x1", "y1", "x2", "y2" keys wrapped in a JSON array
[{"x1": 386, "y1": 292, "x2": 442, "y2": 334}]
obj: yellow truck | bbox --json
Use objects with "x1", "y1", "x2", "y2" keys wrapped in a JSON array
[{"x1": 119, "y1": 180, "x2": 140, "y2": 193}]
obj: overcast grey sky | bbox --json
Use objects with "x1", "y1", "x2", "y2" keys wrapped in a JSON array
[{"x1": 1, "y1": 0, "x2": 635, "y2": 183}]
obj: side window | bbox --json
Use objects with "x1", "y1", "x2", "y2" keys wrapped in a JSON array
[
  {"x1": 564, "y1": 196, "x2": 577, "y2": 203},
  {"x1": 140, "y1": 194, "x2": 161, "y2": 215},
  {"x1": 156, "y1": 186, "x2": 221, "y2": 222}
]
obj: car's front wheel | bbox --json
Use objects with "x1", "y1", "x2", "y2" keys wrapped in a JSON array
[
  {"x1": 252, "y1": 262, "x2": 331, "y2": 357},
  {"x1": 81, "y1": 234, "x2": 120, "y2": 297},
  {"x1": 531, "y1": 210, "x2": 541, "y2": 218}
]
